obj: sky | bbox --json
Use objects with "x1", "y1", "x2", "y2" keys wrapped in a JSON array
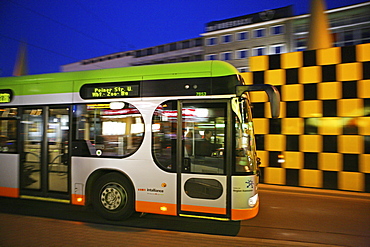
[{"x1": 0, "y1": 0, "x2": 367, "y2": 77}]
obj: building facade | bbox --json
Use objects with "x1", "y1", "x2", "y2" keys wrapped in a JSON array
[
  {"x1": 293, "y1": 1, "x2": 370, "y2": 51},
  {"x1": 202, "y1": 6, "x2": 294, "y2": 72},
  {"x1": 62, "y1": 38, "x2": 203, "y2": 72}
]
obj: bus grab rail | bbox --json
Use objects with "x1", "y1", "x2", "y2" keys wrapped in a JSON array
[{"x1": 236, "y1": 84, "x2": 280, "y2": 118}]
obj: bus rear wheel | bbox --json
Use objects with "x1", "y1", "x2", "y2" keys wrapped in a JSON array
[{"x1": 92, "y1": 172, "x2": 134, "y2": 221}]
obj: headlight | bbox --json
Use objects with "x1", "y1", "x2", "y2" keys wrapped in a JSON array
[{"x1": 248, "y1": 193, "x2": 258, "y2": 207}]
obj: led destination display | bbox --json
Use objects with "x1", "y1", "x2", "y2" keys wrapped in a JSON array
[{"x1": 80, "y1": 82, "x2": 140, "y2": 99}]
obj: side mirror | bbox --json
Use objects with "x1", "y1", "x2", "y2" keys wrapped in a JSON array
[{"x1": 236, "y1": 84, "x2": 280, "y2": 118}]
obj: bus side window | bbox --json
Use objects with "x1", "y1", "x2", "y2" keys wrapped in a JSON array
[
  {"x1": 73, "y1": 103, "x2": 144, "y2": 157},
  {"x1": 0, "y1": 108, "x2": 18, "y2": 153},
  {"x1": 152, "y1": 100, "x2": 177, "y2": 172}
]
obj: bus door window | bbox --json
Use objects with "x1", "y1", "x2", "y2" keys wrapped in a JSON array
[
  {"x1": 183, "y1": 103, "x2": 226, "y2": 174},
  {"x1": 48, "y1": 107, "x2": 69, "y2": 192},
  {"x1": 0, "y1": 108, "x2": 18, "y2": 153},
  {"x1": 73, "y1": 102, "x2": 144, "y2": 157},
  {"x1": 21, "y1": 108, "x2": 43, "y2": 189},
  {"x1": 152, "y1": 100, "x2": 177, "y2": 172}
]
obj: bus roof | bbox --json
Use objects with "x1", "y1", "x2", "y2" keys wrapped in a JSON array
[{"x1": 0, "y1": 61, "x2": 239, "y2": 85}]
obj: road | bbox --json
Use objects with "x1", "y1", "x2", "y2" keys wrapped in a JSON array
[
  {"x1": 239, "y1": 185, "x2": 370, "y2": 246},
  {"x1": 0, "y1": 185, "x2": 369, "y2": 246}
]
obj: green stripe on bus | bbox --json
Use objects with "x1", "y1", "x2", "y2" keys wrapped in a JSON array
[{"x1": 0, "y1": 61, "x2": 239, "y2": 96}]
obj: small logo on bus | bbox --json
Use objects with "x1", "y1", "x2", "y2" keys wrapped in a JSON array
[{"x1": 246, "y1": 180, "x2": 254, "y2": 189}]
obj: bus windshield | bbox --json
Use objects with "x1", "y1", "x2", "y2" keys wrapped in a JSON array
[{"x1": 232, "y1": 96, "x2": 257, "y2": 174}]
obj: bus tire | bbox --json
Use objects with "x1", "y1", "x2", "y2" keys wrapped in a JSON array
[{"x1": 92, "y1": 172, "x2": 134, "y2": 221}]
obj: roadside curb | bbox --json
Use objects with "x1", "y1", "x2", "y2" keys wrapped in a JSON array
[{"x1": 258, "y1": 183, "x2": 370, "y2": 200}]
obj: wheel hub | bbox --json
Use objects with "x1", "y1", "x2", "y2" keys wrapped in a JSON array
[{"x1": 101, "y1": 184, "x2": 126, "y2": 210}]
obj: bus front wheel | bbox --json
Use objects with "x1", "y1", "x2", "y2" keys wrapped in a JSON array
[{"x1": 92, "y1": 172, "x2": 134, "y2": 221}]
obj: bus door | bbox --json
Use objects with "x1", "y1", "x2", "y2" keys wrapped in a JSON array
[
  {"x1": 178, "y1": 101, "x2": 230, "y2": 219},
  {"x1": 20, "y1": 106, "x2": 70, "y2": 200}
]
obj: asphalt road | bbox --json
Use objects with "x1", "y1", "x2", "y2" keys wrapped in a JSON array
[
  {"x1": 0, "y1": 185, "x2": 369, "y2": 246},
  {"x1": 239, "y1": 185, "x2": 370, "y2": 246}
]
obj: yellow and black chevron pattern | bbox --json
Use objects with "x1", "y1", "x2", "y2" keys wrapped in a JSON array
[{"x1": 241, "y1": 43, "x2": 370, "y2": 192}]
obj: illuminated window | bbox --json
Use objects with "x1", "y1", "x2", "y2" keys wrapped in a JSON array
[
  {"x1": 206, "y1": 37, "x2": 218, "y2": 46},
  {"x1": 102, "y1": 122, "x2": 126, "y2": 135},
  {"x1": 253, "y1": 28, "x2": 266, "y2": 38},
  {"x1": 0, "y1": 108, "x2": 18, "y2": 153},
  {"x1": 73, "y1": 102, "x2": 144, "y2": 157},
  {"x1": 152, "y1": 101, "x2": 227, "y2": 175},
  {"x1": 222, "y1": 34, "x2": 233, "y2": 43},
  {"x1": 221, "y1": 52, "x2": 232, "y2": 61},
  {"x1": 205, "y1": 54, "x2": 218, "y2": 60},
  {"x1": 169, "y1": 43, "x2": 177, "y2": 51},
  {"x1": 253, "y1": 46, "x2": 266, "y2": 56},
  {"x1": 236, "y1": 49, "x2": 248, "y2": 59},
  {"x1": 237, "y1": 31, "x2": 249, "y2": 41},
  {"x1": 152, "y1": 100, "x2": 177, "y2": 172},
  {"x1": 271, "y1": 25, "x2": 284, "y2": 35},
  {"x1": 270, "y1": 44, "x2": 285, "y2": 54},
  {"x1": 157, "y1": 45, "x2": 165, "y2": 53},
  {"x1": 182, "y1": 40, "x2": 190, "y2": 49}
]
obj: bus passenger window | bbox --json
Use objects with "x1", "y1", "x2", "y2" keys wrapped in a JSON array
[
  {"x1": 73, "y1": 103, "x2": 144, "y2": 157},
  {"x1": 152, "y1": 101, "x2": 177, "y2": 172},
  {"x1": 0, "y1": 108, "x2": 18, "y2": 153},
  {"x1": 183, "y1": 103, "x2": 226, "y2": 174}
]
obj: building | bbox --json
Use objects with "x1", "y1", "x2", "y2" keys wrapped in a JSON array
[
  {"x1": 62, "y1": 38, "x2": 203, "y2": 72},
  {"x1": 61, "y1": 1, "x2": 370, "y2": 73},
  {"x1": 202, "y1": 6, "x2": 294, "y2": 72},
  {"x1": 293, "y1": 1, "x2": 370, "y2": 51}
]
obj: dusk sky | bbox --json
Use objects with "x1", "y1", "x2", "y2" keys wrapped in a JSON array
[{"x1": 0, "y1": 0, "x2": 366, "y2": 77}]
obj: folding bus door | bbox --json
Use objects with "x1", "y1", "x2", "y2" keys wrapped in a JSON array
[
  {"x1": 178, "y1": 100, "x2": 229, "y2": 219},
  {"x1": 20, "y1": 106, "x2": 70, "y2": 200}
]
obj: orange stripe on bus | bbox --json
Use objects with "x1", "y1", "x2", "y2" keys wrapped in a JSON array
[
  {"x1": 181, "y1": 204, "x2": 226, "y2": 215},
  {"x1": 231, "y1": 200, "x2": 259, "y2": 220},
  {"x1": 136, "y1": 201, "x2": 177, "y2": 216},
  {"x1": 0, "y1": 187, "x2": 19, "y2": 198},
  {"x1": 71, "y1": 194, "x2": 85, "y2": 206}
]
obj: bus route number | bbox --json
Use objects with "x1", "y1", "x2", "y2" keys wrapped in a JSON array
[
  {"x1": 0, "y1": 90, "x2": 12, "y2": 103},
  {"x1": 0, "y1": 93, "x2": 10, "y2": 103},
  {"x1": 196, "y1": 92, "x2": 207, "y2": 96}
]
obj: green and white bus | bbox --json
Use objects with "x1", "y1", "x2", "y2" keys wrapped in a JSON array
[{"x1": 0, "y1": 61, "x2": 279, "y2": 221}]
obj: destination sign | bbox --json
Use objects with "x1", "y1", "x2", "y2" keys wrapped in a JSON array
[
  {"x1": 80, "y1": 82, "x2": 140, "y2": 99},
  {"x1": 0, "y1": 89, "x2": 13, "y2": 103}
]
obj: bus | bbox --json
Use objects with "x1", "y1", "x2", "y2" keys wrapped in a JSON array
[{"x1": 0, "y1": 61, "x2": 280, "y2": 221}]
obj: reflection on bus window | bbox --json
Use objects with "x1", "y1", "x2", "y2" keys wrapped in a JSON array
[
  {"x1": 152, "y1": 100, "x2": 177, "y2": 172},
  {"x1": 21, "y1": 108, "x2": 43, "y2": 189},
  {"x1": 0, "y1": 108, "x2": 18, "y2": 153},
  {"x1": 183, "y1": 103, "x2": 226, "y2": 174},
  {"x1": 73, "y1": 102, "x2": 144, "y2": 157},
  {"x1": 232, "y1": 97, "x2": 257, "y2": 174}
]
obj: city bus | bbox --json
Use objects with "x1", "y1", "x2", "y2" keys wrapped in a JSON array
[{"x1": 0, "y1": 61, "x2": 280, "y2": 221}]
